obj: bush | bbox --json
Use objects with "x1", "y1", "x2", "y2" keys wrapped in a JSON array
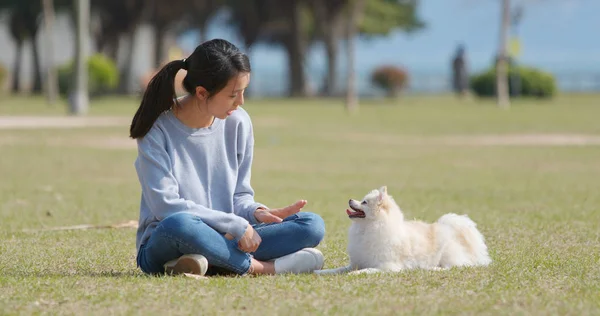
[
  {"x1": 470, "y1": 65, "x2": 557, "y2": 98},
  {"x1": 58, "y1": 53, "x2": 119, "y2": 97},
  {"x1": 370, "y1": 65, "x2": 409, "y2": 98},
  {"x1": 0, "y1": 63, "x2": 7, "y2": 90}
]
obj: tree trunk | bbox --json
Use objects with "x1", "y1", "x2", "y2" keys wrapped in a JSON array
[
  {"x1": 496, "y1": 0, "x2": 510, "y2": 108},
  {"x1": 106, "y1": 38, "x2": 119, "y2": 62},
  {"x1": 42, "y1": 0, "x2": 58, "y2": 105},
  {"x1": 285, "y1": 0, "x2": 307, "y2": 97},
  {"x1": 95, "y1": 32, "x2": 107, "y2": 55},
  {"x1": 198, "y1": 26, "x2": 207, "y2": 44},
  {"x1": 31, "y1": 37, "x2": 43, "y2": 93},
  {"x1": 311, "y1": 1, "x2": 340, "y2": 97},
  {"x1": 154, "y1": 23, "x2": 166, "y2": 68},
  {"x1": 96, "y1": 31, "x2": 119, "y2": 63},
  {"x1": 322, "y1": 29, "x2": 339, "y2": 96},
  {"x1": 12, "y1": 41, "x2": 23, "y2": 93},
  {"x1": 285, "y1": 41, "x2": 307, "y2": 98},
  {"x1": 345, "y1": 0, "x2": 366, "y2": 113},
  {"x1": 118, "y1": 27, "x2": 137, "y2": 94},
  {"x1": 69, "y1": 0, "x2": 90, "y2": 115}
]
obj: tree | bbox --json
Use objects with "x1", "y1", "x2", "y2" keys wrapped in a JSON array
[
  {"x1": 281, "y1": 0, "x2": 310, "y2": 97},
  {"x1": 225, "y1": 0, "x2": 271, "y2": 49},
  {"x1": 227, "y1": 0, "x2": 311, "y2": 97},
  {"x1": 358, "y1": 0, "x2": 424, "y2": 37},
  {"x1": 42, "y1": 0, "x2": 58, "y2": 104},
  {"x1": 90, "y1": 0, "x2": 146, "y2": 93},
  {"x1": 307, "y1": 0, "x2": 347, "y2": 96},
  {"x1": 0, "y1": 0, "x2": 71, "y2": 95},
  {"x1": 69, "y1": 0, "x2": 89, "y2": 115},
  {"x1": 0, "y1": 1, "x2": 43, "y2": 93},
  {"x1": 226, "y1": 0, "x2": 423, "y2": 98},
  {"x1": 309, "y1": 0, "x2": 424, "y2": 97},
  {"x1": 147, "y1": 0, "x2": 190, "y2": 68},
  {"x1": 496, "y1": 0, "x2": 510, "y2": 108},
  {"x1": 344, "y1": 0, "x2": 366, "y2": 113},
  {"x1": 147, "y1": 0, "x2": 223, "y2": 68},
  {"x1": 6, "y1": 8, "x2": 26, "y2": 93},
  {"x1": 187, "y1": 0, "x2": 223, "y2": 44}
]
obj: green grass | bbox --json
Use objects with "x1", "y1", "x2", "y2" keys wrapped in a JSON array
[{"x1": 1, "y1": 94, "x2": 599, "y2": 315}]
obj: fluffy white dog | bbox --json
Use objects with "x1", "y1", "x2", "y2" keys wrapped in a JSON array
[{"x1": 315, "y1": 186, "x2": 491, "y2": 275}]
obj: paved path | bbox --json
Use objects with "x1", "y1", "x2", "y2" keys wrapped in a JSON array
[
  {"x1": 1, "y1": 115, "x2": 599, "y2": 147},
  {"x1": 0, "y1": 116, "x2": 129, "y2": 129}
]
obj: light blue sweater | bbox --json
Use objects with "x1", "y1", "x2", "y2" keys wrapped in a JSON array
[{"x1": 134, "y1": 107, "x2": 267, "y2": 251}]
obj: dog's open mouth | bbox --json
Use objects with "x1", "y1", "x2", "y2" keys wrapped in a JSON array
[{"x1": 346, "y1": 206, "x2": 366, "y2": 218}]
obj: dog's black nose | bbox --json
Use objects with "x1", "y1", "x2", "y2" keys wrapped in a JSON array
[{"x1": 348, "y1": 199, "x2": 352, "y2": 203}]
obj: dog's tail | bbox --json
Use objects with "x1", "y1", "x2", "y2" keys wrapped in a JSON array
[{"x1": 437, "y1": 213, "x2": 492, "y2": 266}]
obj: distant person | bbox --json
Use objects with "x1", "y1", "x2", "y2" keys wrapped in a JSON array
[
  {"x1": 452, "y1": 44, "x2": 469, "y2": 97},
  {"x1": 129, "y1": 39, "x2": 325, "y2": 277}
]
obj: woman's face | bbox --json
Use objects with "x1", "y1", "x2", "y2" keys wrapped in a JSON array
[{"x1": 196, "y1": 72, "x2": 250, "y2": 119}]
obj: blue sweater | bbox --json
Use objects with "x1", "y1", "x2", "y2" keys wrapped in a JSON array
[{"x1": 134, "y1": 107, "x2": 267, "y2": 251}]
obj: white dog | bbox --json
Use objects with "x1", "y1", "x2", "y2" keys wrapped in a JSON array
[{"x1": 315, "y1": 186, "x2": 491, "y2": 275}]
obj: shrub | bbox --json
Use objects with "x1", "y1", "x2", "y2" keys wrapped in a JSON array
[
  {"x1": 470, "y1": 65, "x2": 557, "y2": 98},
  {"x1": 58, "y1": 53, "x2": 119, "y2": 97},
  {"x1": 370, "y1": 65, "x2": 409, "y2": 98},
  {"x1": 0, "y1": 63, "x2": 7, "y2": 91}
]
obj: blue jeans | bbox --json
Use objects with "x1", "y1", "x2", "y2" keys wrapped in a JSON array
[{"x1": 136, "y1": 211, "x2": 326, "y2": 275}]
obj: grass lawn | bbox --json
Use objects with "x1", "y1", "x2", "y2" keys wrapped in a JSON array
[{"x1": 1, "y1": 94, "x2": 599, "y2": 315}]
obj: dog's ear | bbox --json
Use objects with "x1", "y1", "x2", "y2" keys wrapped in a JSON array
[{"x1": 377, "y1": 186, "x2": 387, "y2": 203}]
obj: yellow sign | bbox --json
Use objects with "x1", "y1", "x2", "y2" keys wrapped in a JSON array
[{"x1": 509, "y1": 37, "x2": 521, "y2": 57}]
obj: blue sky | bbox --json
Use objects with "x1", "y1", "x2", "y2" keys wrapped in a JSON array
[{"x1": 180, "y1": 0, "x2": 600, "y2": 76}]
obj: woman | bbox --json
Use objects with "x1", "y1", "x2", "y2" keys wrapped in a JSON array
[{"x1": 130, "y1": 39, "x2": 325, "y2": 277}]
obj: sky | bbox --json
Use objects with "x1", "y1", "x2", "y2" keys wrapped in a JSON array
[{"x1": 181, "y1": 0, "x2": 600, "y2": 76}]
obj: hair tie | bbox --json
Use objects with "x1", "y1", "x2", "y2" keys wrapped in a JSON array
[{"x1": 181, "y1": 58, "x2": 188, "y2": 70}]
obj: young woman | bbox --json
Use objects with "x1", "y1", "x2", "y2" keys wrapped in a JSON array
[{"x1": 130, "y1": 39, "x2": 325, "y2": 277}]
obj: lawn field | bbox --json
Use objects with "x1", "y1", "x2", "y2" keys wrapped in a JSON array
[{"x1": 1, "y1": 94, "x2": 599, "y2": 315}]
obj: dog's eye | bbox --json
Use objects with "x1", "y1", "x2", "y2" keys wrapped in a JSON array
[{"x1": 361, "y1": 201, "x2": 367, "y2": 205}]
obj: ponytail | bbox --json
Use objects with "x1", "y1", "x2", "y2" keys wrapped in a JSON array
[
  {"x1": 130, "y1": 39, "x2": 252, "y2": 139},
  {"x1": 129, "y1": 59, "x2": 187, "y2": 139}
]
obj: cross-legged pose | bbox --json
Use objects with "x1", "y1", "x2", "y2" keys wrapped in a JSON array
[{"x1": 130, "y1": 39, "x2": 325, "y2": 277}]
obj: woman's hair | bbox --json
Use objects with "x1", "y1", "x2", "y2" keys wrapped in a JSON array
[{"x1": 129, "y1": 38, "x2": 251, "y2": 139}]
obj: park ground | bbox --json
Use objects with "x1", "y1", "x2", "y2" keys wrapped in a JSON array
[{"x1": 0, "y1": 94, "x2": 599, "y2": 315}]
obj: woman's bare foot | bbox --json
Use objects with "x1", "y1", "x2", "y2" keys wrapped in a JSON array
[{"x1": 249, "y1": 258, "x2": 275, "y2": 275}]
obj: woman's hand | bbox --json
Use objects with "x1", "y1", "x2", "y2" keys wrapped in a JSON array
[
  {"x1": 254, "y1": 200, "x2": 307, "y2": 223},
  {"x1": 236, "y1": 224, "x2": 261, "y2": 253}
]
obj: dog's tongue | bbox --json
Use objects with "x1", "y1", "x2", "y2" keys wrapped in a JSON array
[{"x1": 346, "y1": 209, "x2": 357, "y2": 216}]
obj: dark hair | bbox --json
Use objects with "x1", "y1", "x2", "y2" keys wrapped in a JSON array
[{"x1": 129, "y1": 39, "x2": 251, "y2": 139}]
